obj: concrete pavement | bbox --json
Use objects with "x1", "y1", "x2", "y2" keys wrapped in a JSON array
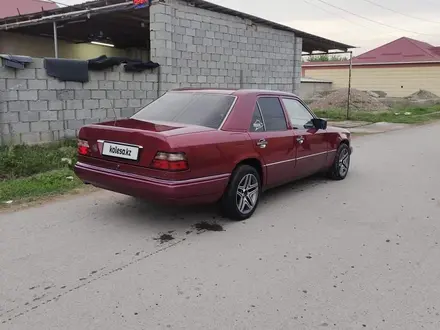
[
  {"x1": 329, "y1": 121, "x2": 410, "y2": 134},
  {"x1": 1, "y1": 122, "x2": 440, "y2": 329}
]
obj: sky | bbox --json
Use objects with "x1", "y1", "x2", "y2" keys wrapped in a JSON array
[{"x1": 60, "y1": 0, "x2": 440, "y2": 55}]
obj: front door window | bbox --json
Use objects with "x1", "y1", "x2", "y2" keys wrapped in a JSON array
[{"x1": 281, "y1": 98, "x2": 314, "y2": 129}]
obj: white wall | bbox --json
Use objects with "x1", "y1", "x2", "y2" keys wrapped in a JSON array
[{"x1": 0, "y1": 32, "x2": 149, "y2": 60}]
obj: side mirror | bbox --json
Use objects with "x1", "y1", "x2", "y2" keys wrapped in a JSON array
[{"x1": 312, "y1": 118, "x2": 327, "y2": 130}]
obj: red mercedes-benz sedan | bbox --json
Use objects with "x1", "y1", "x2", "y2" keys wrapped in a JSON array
[{"x1": 74, "y1": 88, "x2": 352, "y2": 220}]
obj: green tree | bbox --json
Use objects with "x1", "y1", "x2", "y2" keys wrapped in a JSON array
[{"x1": 304, "y1": 54, "x2": 348, "y2": 62}]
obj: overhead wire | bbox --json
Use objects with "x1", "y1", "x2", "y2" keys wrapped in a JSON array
[
  {"x1": 420, "y1": 0, "x2": 440, "y2": 5},
  {"x1": 301, "y1": 0, "x2": 372, "y2": 30},
  {"x1": 359, "y1": 0, "x2": 440, "y2": 25},
  {"x1": 313, "y1": 0, "x2": 439, "y2": 37}
]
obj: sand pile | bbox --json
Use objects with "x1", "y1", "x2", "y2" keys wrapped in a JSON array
[
  {"x1": 309, "y1": 88, "x2": 389, "y2": 111},
  {"x1": 407, "y1": 89, "x2": 439, "y2": 100}
]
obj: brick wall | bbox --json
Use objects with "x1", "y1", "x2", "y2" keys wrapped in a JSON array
[
  {"x1": 149, "y1": 0, "x2": 299, "y2": 94},
  {"x1": 1, "y1": 0, "x2": 303, "y2": 145},
  {"x1": 0, "y1": 58, "x2": 159, "y2": 145}
]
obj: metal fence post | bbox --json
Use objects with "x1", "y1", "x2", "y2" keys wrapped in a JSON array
[
  {"x1": 346, "y1": 51, "x2": 353, "y2": 120},
  {"x1": 53, "y1": 21, "x2": 59, "y2": 58}
]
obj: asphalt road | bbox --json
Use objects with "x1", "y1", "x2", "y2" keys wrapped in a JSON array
[{"x1": 1, "y1": 122, "x2": 440, "y2": 330}]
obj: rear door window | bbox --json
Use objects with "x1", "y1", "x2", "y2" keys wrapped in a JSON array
[
  {"x1": 256, "y1": 97, "x2": 288, "y2": 131},
  {"x1": 132, "y1": 92, "x2": 236, "y2": 129}
]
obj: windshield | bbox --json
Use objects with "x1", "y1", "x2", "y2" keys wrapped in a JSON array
[{"x1": 132, "y1": 92, "x2": 236, "y2": 129}]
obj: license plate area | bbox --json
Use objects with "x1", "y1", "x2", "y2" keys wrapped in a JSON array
[{"x1": 101, "y1": 141, "x2": 140, "y2": 161}]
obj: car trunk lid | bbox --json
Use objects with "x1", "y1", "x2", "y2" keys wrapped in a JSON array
[
  {"x1": 78, "y1": 118, "x2": 215, "y2": 170},
  {"x1": 79, "y1": 119, "x2": 181, "y2": 168}
]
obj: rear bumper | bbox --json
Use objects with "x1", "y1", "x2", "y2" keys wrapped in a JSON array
[{"x1": 74, "y1": 162, "x2": 230, "y2": 205}]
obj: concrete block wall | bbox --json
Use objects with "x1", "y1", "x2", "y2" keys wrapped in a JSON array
[
  {"x1": 1, "y1": 1, "x2": 304, "y2": 145},
  {"x1": 293, "y1": 37, "x2": 303, "y2": 94},
  {"x1": 298, "y1": 80, "x2": 333, "y2": 100},
  {"x1": 0, "y1": 58, "x2": 159, "y2": 145},
  {"x1": 149, "y1": 0, "x2": 299, "y2": 94}
]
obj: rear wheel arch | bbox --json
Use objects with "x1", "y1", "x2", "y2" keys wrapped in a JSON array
[
  {"x1": 221, "y1": 162, "x2": 262, "y2": 220},
  {"x1": 233, "y1": 158, "x2": 264, "y2": 185}
]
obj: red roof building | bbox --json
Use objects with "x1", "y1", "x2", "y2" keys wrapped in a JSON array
[
  {"x1": 303, "y1": 37, "x2": 440, "y2": 68},
  {"x1": 302, "y1": 37, "x2": 440, "y2": 97},
  {"x1": 355, "y1": 37, "x2": 440, "y2": 64},
  {"x1": 0, "y1": 0, "x2": 57, "y2": 19}
]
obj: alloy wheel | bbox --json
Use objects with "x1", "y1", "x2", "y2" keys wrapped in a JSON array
[
  {"x1": 338, "y1": 148, "x2": 350, "y2": 177},
  {"x1": 236, "y1": 174, "x2": 259, "y2": 215}
]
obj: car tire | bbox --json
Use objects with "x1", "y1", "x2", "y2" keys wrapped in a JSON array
[
  {"x1": 221, "y1": 165, "x2": 261, "y2": 221},
  {"x1": 328, "y1": 143, "x2": 351, "y2": 180}
]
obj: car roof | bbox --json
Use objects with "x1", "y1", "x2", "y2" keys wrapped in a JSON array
[{"x1": 170, "y1": 88, "x2": 299, "y2": 98}]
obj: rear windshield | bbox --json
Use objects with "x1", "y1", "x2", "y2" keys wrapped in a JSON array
[{"x1": 132, "y1": 92, "x2": 236, "y2": 129}]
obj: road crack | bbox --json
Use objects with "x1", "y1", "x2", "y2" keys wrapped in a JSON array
[{"x1": 1, "y1": 238, "x2": 187, "y2": 325}]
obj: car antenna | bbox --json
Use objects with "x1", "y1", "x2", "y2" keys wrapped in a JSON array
[{"x1": 110, "y1": 100, "x2": 117, "y2": 126}]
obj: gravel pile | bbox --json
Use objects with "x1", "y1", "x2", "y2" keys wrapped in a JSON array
[
  {"x1": 309, "y1": 88, "x2": 389, "y2": 111},
  {"x1": 407, "y1": 89, "x2": 439, "y2": 100}
]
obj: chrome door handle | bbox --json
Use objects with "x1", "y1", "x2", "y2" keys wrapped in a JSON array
[
  {"x1": 257, "y1": 139, "x2": 268, "y2": 148},
  {"x1": 296, "y1": 136, "x2": 304, "y2": 144}
]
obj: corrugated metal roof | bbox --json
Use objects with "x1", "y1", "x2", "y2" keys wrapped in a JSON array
[
  {"x1": 303, "y1": 37, "x2": 440, "y2": 66},
  {"x1": 0, "y1": 0, "x2": 57, "y2": 19},
  {"x1": 0, "y1": 0, "x2": 354, "y2": 53}
]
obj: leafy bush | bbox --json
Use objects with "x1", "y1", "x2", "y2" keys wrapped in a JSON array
[
  {"x1": 0, "y1": 168, "x2": 83, "y2": 202},
  {"x1": 0, "y1": 139, "x2": 77, "y2": 180},
  {"x1": 314, "y1": 105, "x2": 440, "y2": 124}
]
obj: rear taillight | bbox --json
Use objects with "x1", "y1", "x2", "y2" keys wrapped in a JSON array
[
  {"x1": 77, "y1": 139, "x2": 90, "y2": 156},
  {"x1": 150, "y1": 152, "x2": 188, "y2": 171}
]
